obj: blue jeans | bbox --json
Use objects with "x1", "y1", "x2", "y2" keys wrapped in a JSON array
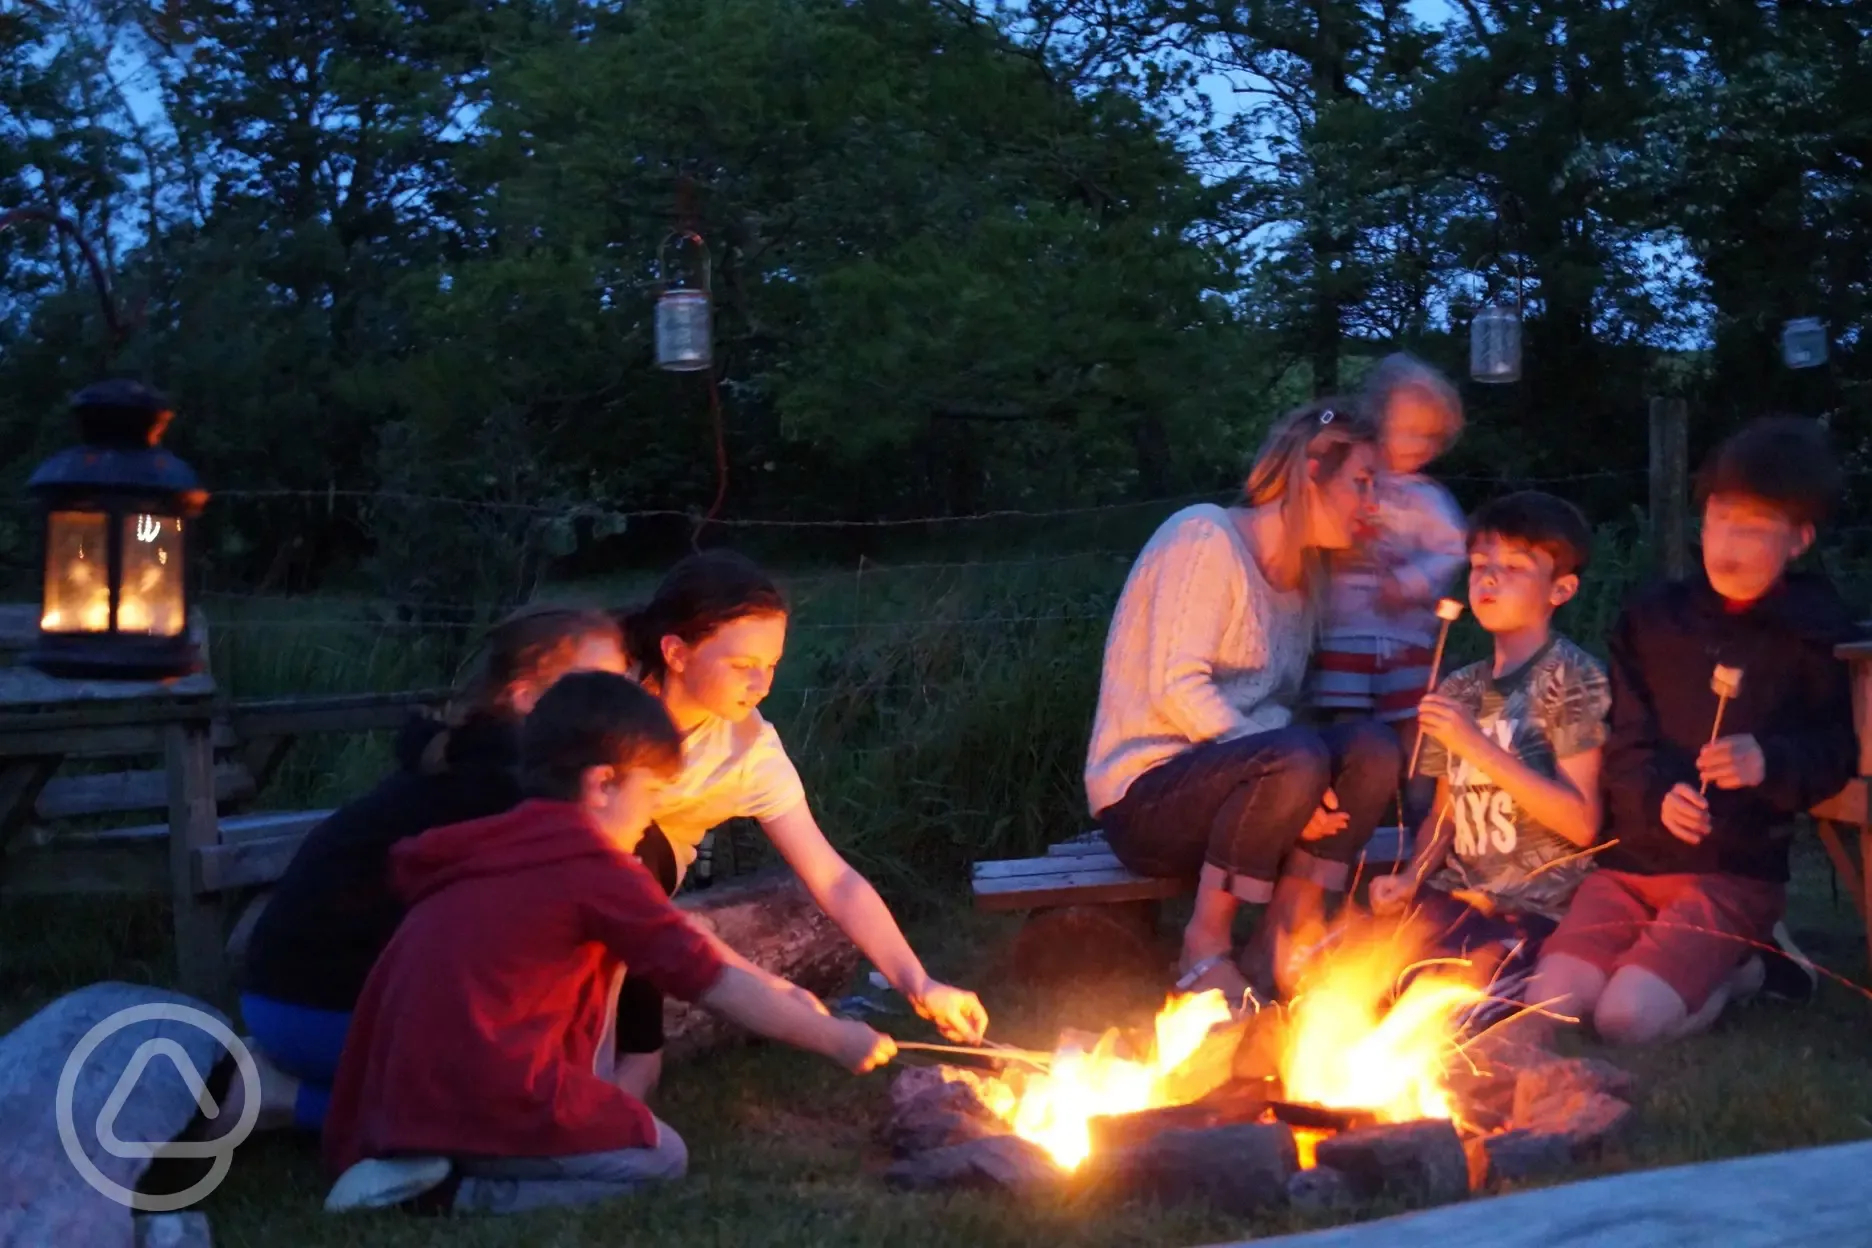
[
  {"x1": 240, "y1": 993, "x2": 351, "y2": 1130},
  {"x1": 1100, "y1": 720, "x2": 1399, "y2": 901}
]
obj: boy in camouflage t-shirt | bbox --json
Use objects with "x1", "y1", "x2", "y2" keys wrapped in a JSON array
[{"x1": 1372, "y1": 493, "x2": 1611, "y2": 987}]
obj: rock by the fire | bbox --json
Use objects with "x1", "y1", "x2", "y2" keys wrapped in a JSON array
[
  {"x1": 888, "y1": 1064, "x2": 1011, "y2": 1117},
  {"x1": 881, "y1": 1065, "x2": 1015, "y2": 1159},
  {"x1": 1088, "y1": 1121, "x2": 1298, "y2": 1217},
  {"x1": 1313, "y1": 1119, "x2": 1472, "y2": 1207},
  {"x1": 1286, "y1": 1164, "x2": 1355, "y2": 1214},
  {"x1": 1466, "y1": 1128, "x2": 1578, "y2": 1187},
  {"x1": 883, "y1": 1104, "x2": 1003, "y2": 1159},
  {"x1": 1510, "y1": 1057, "x2": 1636, "y2": 1121},
  {"x1": 1439, "y1": 1033, "x2": 1563, "y2": 1131},
  {"x1": 1510, "y1": 1057, "x2": 1636, "y2": 1157},
  {"x1": 883, "y1": 1135, "x2": 1060, "y2": 1195},
  {"x1": 1516, "y1": 1090, "x2": 1633, "y2": 1156}
]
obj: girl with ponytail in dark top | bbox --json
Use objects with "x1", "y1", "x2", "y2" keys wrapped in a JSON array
[
  {"x1": 228, "y1": 606, "x2": 627, "y2": 1135},
  {"x1": 607, "y1": 550, "x2": 989, "y2": 1098}
]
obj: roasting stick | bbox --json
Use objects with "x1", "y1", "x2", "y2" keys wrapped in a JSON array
[
  {"x1": 1406, "y1": 598, "x2": 1468, "y2": 779},
  {"x1": 893, "y1": 1040, "x2": 1054, "y2": 1068},
  {"x1": 1700, "y1": 665, "x2": 1745, "y2": 796}
]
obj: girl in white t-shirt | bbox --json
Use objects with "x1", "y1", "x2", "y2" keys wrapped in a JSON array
[{"x1": 609, "y1": 551, "x2": 988, "y2": 1093}]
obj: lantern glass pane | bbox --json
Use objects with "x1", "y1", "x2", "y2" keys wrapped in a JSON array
[
  {"x1": 118, "y1": 513, "x2": 186, "y2": 637},
  {"x1": 42, "y1": 510, "x2": 111, "y2": 633}
]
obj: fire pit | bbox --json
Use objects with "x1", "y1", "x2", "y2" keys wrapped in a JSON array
[{"x1": 881, "y1": 911, "x2": 1637, "y2": 1214}]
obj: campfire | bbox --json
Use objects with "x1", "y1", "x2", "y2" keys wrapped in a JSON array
[
  {"x1": 986, "y1": 909, "x2": 1493, "y2": 1172},
  {"x1": 883, "y1": 907, "x2": 1639, "y2": 1213}
]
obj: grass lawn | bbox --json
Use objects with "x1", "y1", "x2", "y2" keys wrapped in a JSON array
[{"x1": 5, "y1": 841, "x2": 1871, "y2": 1248}]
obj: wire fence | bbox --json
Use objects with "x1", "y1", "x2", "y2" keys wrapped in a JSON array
[{"x1": 9, "y1": 457, "x2": 1872, "y2": 701}]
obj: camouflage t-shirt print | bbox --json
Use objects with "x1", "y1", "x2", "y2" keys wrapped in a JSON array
[{"x1": 1418, "y1": 636, "x2": 1612, "y2": 921}]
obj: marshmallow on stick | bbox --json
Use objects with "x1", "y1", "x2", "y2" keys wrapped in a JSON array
[
  {"x1": 1407, "y1": 597, "x2": 1468, "y2": 779},
  {"x1": 1700, "y1": 665, "x2": 1744, "y2": 796}
]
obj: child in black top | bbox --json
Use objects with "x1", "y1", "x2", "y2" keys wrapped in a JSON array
[{"x1": 1533, "y1": 418, "x2": 1858, "y2": 1045}]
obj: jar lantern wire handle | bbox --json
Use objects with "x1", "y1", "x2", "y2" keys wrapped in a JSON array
[{"x1": 657, "y1": 230, "x2": 712, "y2": 297}]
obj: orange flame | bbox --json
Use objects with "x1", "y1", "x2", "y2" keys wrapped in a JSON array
[
  {"x1": 1280, "y1": 910, "x2": 1488, "y2": 1124},
  {"x1": 1001, "y1": 990, "x2": 1235, "y2": 1169}
]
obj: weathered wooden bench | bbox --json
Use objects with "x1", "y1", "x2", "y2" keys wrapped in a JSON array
[
  {"x1": 0, "y1": 603, "x2": 449, "y2": 997},
  {"x1": 972, "y1": 827, "x2": 1411, "y2": 980},
  {"x1": 0, "y1": 690, "x2": 448, "y2": 899}
]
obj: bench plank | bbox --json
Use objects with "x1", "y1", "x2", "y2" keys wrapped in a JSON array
[
  {"x1": 35, "y1": 763, "x2": 255, "y2": 820},
  {"x1": 193, "y1": 829, "x2": 314, "y2": 893},
  {"x1": 974, "y1": 854, "x2": 1138, "y2": 881},
  {"x1": 4, "y1": 809, "x2": 331, "y2": 897},
  {"x1": 974, "y1": 866, "x2": 1184, "y2": 912}
]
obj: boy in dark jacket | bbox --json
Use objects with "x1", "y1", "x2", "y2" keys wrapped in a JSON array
[
  {"x1": 1532, "y1": 417, "x2": 1857, "y2": 1046},
  {"x1": 322, "y1": 671, "x2": 894, "y2": 1215}
]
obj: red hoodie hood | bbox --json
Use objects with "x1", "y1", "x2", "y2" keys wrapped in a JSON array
[{"x1": 388, "y1": 799, "x2": 615, "y2": 904}]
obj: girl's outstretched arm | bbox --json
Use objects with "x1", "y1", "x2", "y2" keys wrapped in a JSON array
[{"x1": 762, "y1": 801, "x2": 988, "y2": 1043}]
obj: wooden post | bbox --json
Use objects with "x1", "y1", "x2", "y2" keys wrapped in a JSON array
[
  {"x1": 1648, "y1": 397, "x2": 1689, "y2": 579},
  {"x1": 166, "y1": 722, "x2": 224, "y2": 1000}
]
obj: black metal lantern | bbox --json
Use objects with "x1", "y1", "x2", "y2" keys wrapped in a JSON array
[{"x1": 25, "y1": 380, "x2": 209, "y2": 680}]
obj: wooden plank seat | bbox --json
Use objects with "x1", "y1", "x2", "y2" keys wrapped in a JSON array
[
  {"x1": 4, "y1": 810, "x2": 332, "y2": 897},
  {"x1": 974, "y1": 827, "x2": 1412, "y2": 913}
]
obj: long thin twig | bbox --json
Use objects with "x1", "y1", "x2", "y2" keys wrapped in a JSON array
[
  {"x1": 893, "y1": 1040, "x2": 1054, "y2": 1067},
  {"x1": 1519, "y1": 838, "x2": 1621, "y2": 882}
]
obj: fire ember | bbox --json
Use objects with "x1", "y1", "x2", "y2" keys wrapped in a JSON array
[{"x1": 882, "y1": 907, "x2": 1638, "y2": 1213}]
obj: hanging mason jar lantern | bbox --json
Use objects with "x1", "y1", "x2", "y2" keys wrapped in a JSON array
[
  {"x1": 655, "y1": 230, "x2": 712, "y2": 372},
  {"x1": 1781, "y1": 317, "x2": 1828, "y2": 370},
  {"x1": 25, "y1": 380, "x2": 209, "y2": 680},
  {"x1": 1469, "y1": 301, "x2": 1523, "y2": 384}
]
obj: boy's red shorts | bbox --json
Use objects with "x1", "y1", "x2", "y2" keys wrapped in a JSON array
[{"x1": 1541, "y1": 868, "x2": 1784, "y2": 1012}]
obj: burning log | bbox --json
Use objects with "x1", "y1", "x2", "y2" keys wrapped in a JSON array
[
  {"x1": 883, "y1": 1135, "x2": 1061, "y2": 1194},
  {"x1": 1088, "y1": 1121, "x2": 1299, "y2": 1217},
  {"x1": 1085, "y1": 1077, "x2": 1272, "y2": 1153},
  {"x1": 1313, "y1": 1119, "x2": 1472, "y2": 1207},
  {"x1": 1269, "y1": 1100, "x2": 1379, "y2": 1133}
]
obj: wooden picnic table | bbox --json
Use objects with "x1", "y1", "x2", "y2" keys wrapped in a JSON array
[{"x1": 0, "y1": 605, "x2": 447, "y2": 1000}]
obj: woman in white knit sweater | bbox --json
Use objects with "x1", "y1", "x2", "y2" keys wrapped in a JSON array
[{"x1": 1086, "y1": 401, "x2": 1401, "y2": 1003}]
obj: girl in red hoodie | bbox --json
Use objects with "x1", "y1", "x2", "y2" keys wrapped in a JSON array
[{"x1": 323, "y1": 671, "x2": 894, "y2": 1215}]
